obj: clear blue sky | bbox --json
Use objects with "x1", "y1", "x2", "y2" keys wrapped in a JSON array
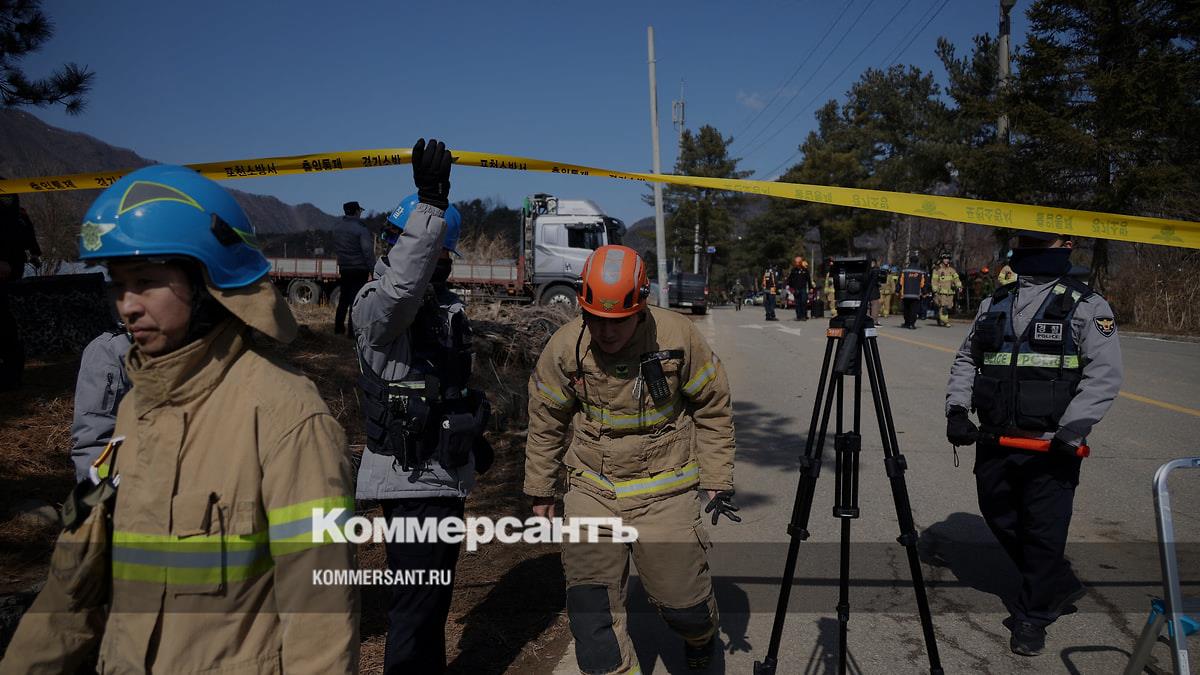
[{"x1": 23, "y1": 0, "x2": 1027, "y2": 227}]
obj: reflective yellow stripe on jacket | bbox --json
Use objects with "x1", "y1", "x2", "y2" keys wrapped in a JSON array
[
  {"x1": 112, "y1": 496, "x2": 353, "y2": 585},
  {"x1": 682, "y1": 361, "x2": 717, "y2": 397},
  {"x1": 536, "y1": 378, "x2": 570, "y2": 407},
  {"x1": 578, "y1": 461, "x2": 700, "y2": 498},
  {"x1": 982, "y1": 352, "x2": 1082, "y2": 368},
  {"x1": 580, "y1": 396, "x2": 679, "y2": 430},
  {"x1": 266, "y1": 495, "x2": 355, "y2": 556}
]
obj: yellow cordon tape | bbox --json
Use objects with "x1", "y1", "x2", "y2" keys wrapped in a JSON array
[{"x1": 1, "y1": 147, "x2": 1197, "y2": 249}]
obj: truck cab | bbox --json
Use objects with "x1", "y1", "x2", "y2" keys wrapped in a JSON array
[{"x1": 523, "y1": 194, "x2": 625, "y2": 306}]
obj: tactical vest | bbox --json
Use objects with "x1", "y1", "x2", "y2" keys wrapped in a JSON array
[
  {"x1": 901, "y1": 269, "x2": 924, "y2": 298},
  {"x1": 970, "y1": 277, "x2": 1091, "y2": 433},
  {"x1": 357, "y1": 288, "x2": 488, "y2": 470}
]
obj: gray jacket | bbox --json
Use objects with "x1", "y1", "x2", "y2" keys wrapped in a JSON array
[
  {"x1": 351, "y1": 202, "x2": 475, "y2": 500},
  {"x1": 946, "y1": 275, "x2": 1124, "y2": 447},
  {"x1": 333, "y1": 215, "x2": 375, "y2": 270},
  {"x1": 70, "y1": 329, "x2": 132, "y2": 481}
]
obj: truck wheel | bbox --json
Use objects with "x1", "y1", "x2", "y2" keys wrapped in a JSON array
[
  {"x1": 540, "y1": 284, "x2": 577, "y2": 308},
  {"x1": 327, "y1": 286, "x2": 341, "y2": 309},
  {"x1": 287, "y1": 279, "x2": 321, "y2": 305},
  {"x1": 691, "y1": 306, "x2": 707, "y2": 315}
]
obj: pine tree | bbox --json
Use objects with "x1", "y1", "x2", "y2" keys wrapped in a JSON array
[
  {"x1": 942, "y1": 0, "x2": 1200, "y2": 287},
  {"x1": 648, "y1": 125, "x2": 751, "y2": 271},
  {"x1": 1, "y1": 0, "x2": 94, "y2": 114},
  {"x1": 777, "y1": 65, "x2": 952, "y2": 255}
]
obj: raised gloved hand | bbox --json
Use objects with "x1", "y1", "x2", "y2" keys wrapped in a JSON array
[
  {"x1": 946, "y1": 405, "x2": 978, "y2": 446},
  {"x1": 704, "y1": 490, "x2": 742, "y2": 525},
  {"x1": 411, "y1": 138, "x2": 452, "y2": 210}
]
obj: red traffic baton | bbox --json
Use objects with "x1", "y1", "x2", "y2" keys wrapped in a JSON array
[{"x1": 998, "y1": 435, "x2": 1090, "y2": 458}]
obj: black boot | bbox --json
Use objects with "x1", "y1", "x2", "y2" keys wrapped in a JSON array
[{"x1": 1010, "y1": 621, "x2": 1046, "y2": 656}]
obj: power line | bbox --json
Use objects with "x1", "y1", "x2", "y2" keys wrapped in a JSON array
[
  {"x1": 740, "y1": 0, "x2": 918, "y2": 164},
  {"x1": 732, "y1": 0, "x2": 859, "y2": 142},
  {"x1": 879, "y1": 0, "x2": 944, "y2": 67},
  {"x1": 758, "y1": 0, "x2": 952, "y2": 182},
  {"x1": 733, "y1": 0, "x2": 879, "y2": 153},
  {"x1": 887, "y1": 0, "x2": 951, "y2": 67}
]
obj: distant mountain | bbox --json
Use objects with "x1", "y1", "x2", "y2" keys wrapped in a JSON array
[{"x1": 0, "y1": 109, "x2": 339, "y2": 235}]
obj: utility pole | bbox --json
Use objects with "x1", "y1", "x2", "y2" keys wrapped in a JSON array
[
  {"x1": 647, "y1": 26, "x2": 669, "y2": 307},
  {"x1": 997, "y1": 0, "x2": 1016, "y2": 142}
]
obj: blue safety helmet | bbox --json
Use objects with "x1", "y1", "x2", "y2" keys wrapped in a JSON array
[
  {"x1": 78, "y1": 165, "x2": 269, "y2": 289},
  {"x1": 385, "y1": 193, "x2": 461, "y2": 255}
]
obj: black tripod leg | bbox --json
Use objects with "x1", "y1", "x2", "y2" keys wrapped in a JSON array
[
  {"x1": 862, "y1": 335, "x2": 944, "y2": 675},
  {"x1": 756, "y1": 334, "x2": 842, "y2": 675}
]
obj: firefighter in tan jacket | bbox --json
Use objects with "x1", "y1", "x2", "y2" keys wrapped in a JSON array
[
  {"x1": 1, "y1": 165, "x2": 358, "y2": 674},
  {"x1": 526, "y1": 245, "x2": 738, "y2": 674}
]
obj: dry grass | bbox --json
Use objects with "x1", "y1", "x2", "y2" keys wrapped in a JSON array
[
  {"x1": 455, "y1": 232, "x2": 516, "y2": 262},
  {"x1": 1106, "y1": 245, "x2": 1200, "y2": 333},
  {"x1": 0, "y1": 357, "x2": 83, "y2": 595}
]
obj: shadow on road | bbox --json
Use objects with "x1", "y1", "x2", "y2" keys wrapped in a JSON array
[
  {"x1": 1060, "y1": 645, "x2": 1136, "y2": 675},
  {"x1": 625, "y1": 575, "x2": 751, "y2": 674},
  {"x1": 732, "y1": 400, "x2": 813, "y2": 472},
  {"x1": 801, "y1": 617, "x2": 865, "y2": 675},
  {"x1": 448, "y1": 552, "x2": 566, "y2": 674},
  {"x1": 918, "y1": 511, "x2": 1020, "y2": 616}
]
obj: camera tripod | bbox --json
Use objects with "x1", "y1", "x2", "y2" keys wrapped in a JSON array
[{"x1": 754, "y1": 274, "x2": 943, "y2": 675}]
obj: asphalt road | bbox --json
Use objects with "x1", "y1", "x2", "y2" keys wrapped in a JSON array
[{"x1": 554, "y1": 304, "x2": 1200, "y2": 674}]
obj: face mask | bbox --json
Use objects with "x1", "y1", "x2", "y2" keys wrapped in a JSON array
[
  {"x1": 1009, "y1": 247, "x2": 1072, "y2": 277},
  {"x1": 432, "y1": 257, "x2": 453, "y2": 283}
]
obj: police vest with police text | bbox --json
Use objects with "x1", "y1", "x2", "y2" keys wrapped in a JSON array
[{"x1": 970, "y1": 277, "x2": 1092, "y2": 433}]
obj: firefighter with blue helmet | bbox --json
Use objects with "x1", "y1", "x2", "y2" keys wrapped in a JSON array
[{"x1": 2, "y1": 164, "x2": 359, "y2": 674}]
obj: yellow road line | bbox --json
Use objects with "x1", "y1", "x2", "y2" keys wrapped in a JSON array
[
  {"x1": 1117, "y1": 392, "x2": 1200, "y2": 418},
  {"x1": 878, "y1": 332, "x2": 1200, "y2": 418},
  {"x1": 877, "y1": 331, "x2": 958, "y2": 354}
]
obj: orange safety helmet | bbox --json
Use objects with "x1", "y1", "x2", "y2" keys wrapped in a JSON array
[{"x1": 578, "y1": 245, "x2": 650, "y2": 318}]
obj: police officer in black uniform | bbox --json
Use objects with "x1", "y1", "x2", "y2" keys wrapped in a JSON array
[{"x1": 944, "y1": 230, "x2": 1123, "y2": 656}]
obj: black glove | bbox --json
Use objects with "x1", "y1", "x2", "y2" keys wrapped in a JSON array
[
  {"x1": 411, "y1": 138, "x2": 452, "y2": 210},
  {"x1": 472, "y1": 435, "x2": 494, "y2": 475},
  {"x1": 946, "y1": 406, "x2": 978, "y2": 446},
  {"x1": 704, "y1": 490, "x2": 742, "y2": 525}
]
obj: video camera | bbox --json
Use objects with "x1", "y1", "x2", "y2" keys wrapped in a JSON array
[{"x1": 831, "y1": 256, "x2": 882, "y2": 313}]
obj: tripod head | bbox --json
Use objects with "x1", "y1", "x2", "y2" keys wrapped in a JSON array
[{"x1": 829, "y1": 257, "x2": 880, "y2": 374}]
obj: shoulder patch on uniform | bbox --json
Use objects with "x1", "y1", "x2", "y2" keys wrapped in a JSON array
[{"x1": 1094, "y1": 316, "x2": 1116, "y2": 337}]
